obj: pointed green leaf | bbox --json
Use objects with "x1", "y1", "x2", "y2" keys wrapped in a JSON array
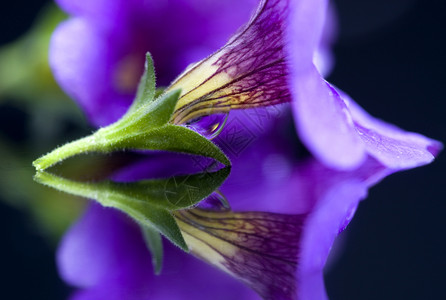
[
  {"x1": 141, "y1": 224, "x2": 163, "y2": 275},
  {"x1": 126, "y1": 52, "x2": 157, "y2": 115}
]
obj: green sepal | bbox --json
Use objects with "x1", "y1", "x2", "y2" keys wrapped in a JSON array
[
  {"x1": 141, "y1": 224, "x2": 163, "y2": 275},
  {"x1": 33, "y1": 166, "x2": 230, "y2": 251},
  {"x1": 107, "y1": 88, "x2": 182, "y2": 134},
  {"x1": 33, "y1": 54, "x2": 230, "y2": 170},
  {"x1": 126, "y1": 52, "x2": 157, "y2": 115},
  {"x1": 109, "y1": 124, "x2": 230, "y2": 166}
]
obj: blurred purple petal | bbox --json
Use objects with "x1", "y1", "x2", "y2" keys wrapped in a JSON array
[
  {"x1": 50, "y1": 18, "x2": 133, "y2": 126},
  {"x1": 55, "y1": 0, "x2": 129, "y2": 26},
  {"x1": 57, "y1": 203, "x2": 150, "y2": 288},
  {"x1": 286, "y1": 0, "x2": 328, "y2": 73},
  {"x1": 298, "y1": 179, "x2": 365, "y2": 300},
  {"x1": 314, "y1": 3, "x2": 338, "y2": 76}
]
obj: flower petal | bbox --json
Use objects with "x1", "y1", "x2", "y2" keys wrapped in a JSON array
[
  {"x1": 342, "y1": 93, "x2": 443, "y2": 169},
  {"x1": 169, "y1": 0, "x2": 292, "y2": 124},
  {"x1": 295, "y1": 157, "x2": 391, "y2": 299},
  {"x1": 298, "y1": 179, "x2": 366, "y2": 300},
  {"x1": 313, "y1": 3, "x2": 338, "y2": 77},
  {"x1": 55, "y1": 0, "x2": 128, "y2": 26},
  {"x1": 50, "y1": 18, "x2": 133, "y2": 126},
  {"x1": 286, "y1": 0, "x2": 369, "y2": 170},
  {"x1": 57, "y1": 203, "x2": 149, "y2": 288},
  {"x1": 291, "y1": 67, "x2": 367, "y2": 170},
  {"x1": 286, "y1": 0, "x2": 328, "y2": 73}
]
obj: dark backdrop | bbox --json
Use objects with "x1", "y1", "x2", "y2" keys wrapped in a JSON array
[
  {"x1": 0, "y1": 0, "x2": 444, "y2": 299},
  {"x1": 326, "y1": 1, "x2": 446, "y2": 299}
]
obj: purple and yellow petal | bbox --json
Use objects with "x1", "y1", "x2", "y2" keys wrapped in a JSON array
[{"x1": 169, "y1": 0, "x2": 292, "y2": 124}]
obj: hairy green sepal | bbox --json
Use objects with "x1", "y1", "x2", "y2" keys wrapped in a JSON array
[{"x1": 33, "y1": 53, "x2": 230, "y2": 171}]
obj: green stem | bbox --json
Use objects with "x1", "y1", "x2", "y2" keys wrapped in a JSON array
[{"x1": 33, "y1": 133, "x2": 105, "y2": 170}]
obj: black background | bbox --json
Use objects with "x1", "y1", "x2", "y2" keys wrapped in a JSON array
[{"x1": 0, "y1": 0, "x2": 445, "y2": 299}]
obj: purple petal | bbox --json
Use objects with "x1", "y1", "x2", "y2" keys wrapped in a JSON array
[
  {"x1": 50, "y1": 18, "x2": 134, "y2": 126},
  {"x1": 55, "y1": 0, "x2": 129, "y2": 26},
  {"x1": 286, "y1": 0, "x2": 370, "y2": 170},
  {"x1": 295, "y1": 157, "x2": 391, "y2": 299},
  {"x1": 342, "y1": 92, "x2": 443, "y2": 169},
  {"x1": 297, "y1": 178, "x2": 366, "y2": 300},
  {"x1": 286, "y1": 0, "x2": 328, "y2": 73},
  {"x1": 290, "y1": 66, "x2": 367, "y2": 170},
  {"x1": 314, "y1": 3, "x2": 338, "y2": 76},
  {"x1": 57, "y1": 203, "x2": 149, "y2": 288},
  {"x1": 288, "y1": 61, "x2": 441, "y2": 171},
  {"x1": 286, "y1": 0, "x2": 440, "y2": 171}
]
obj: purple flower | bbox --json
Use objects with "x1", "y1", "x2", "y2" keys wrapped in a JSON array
[{"x1": 49, "y1": 0, "x2": 441, "y2": 299}]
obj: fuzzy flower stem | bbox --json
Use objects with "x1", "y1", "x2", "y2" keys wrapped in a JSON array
[{"x1": 33, "y1": 134, "x2": 103, "y2": 171}]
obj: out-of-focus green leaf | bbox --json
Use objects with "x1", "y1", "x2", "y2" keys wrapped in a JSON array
[{"x1": 0, "y1": 4, "x2": 67, "y2": 101}]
